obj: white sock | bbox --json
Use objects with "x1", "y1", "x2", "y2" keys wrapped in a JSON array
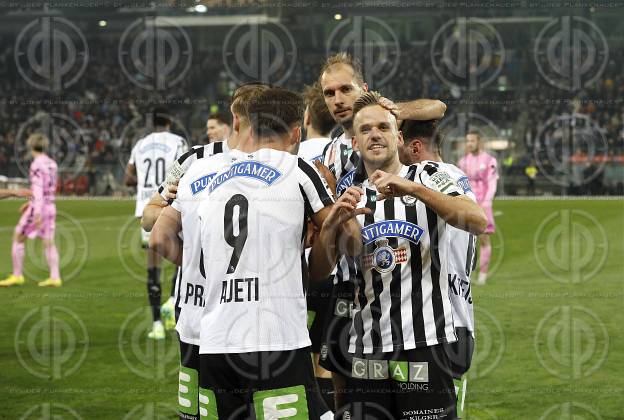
[
  {"x1": 153, "y1": 320, "x2": 163, "y2": 329},
  {"x1": 477, "y1": 272, "x2": 488, "y2": 284}
]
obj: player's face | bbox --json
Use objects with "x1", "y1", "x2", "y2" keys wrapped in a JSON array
[
  {"x1": 353, "y1": 105, "x2": 403, "y2": 169},
  {"x1": 320, "y1": 65, "x2": 366, "y2": 129},
  {"x1": 206, "y1": 119, "x2": 224, "y2": 141},
  {"x1": 466, "y1": 134, "x2": 480, "y2": 153}
]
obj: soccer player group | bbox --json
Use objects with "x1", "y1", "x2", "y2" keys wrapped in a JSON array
[{"x1": 0, "y1": 53, "x2": 500, "y2": 419}]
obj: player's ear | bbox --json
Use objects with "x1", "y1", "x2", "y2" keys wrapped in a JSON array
[
  {"x1": 352, "y1": 135, "x2": 360, "y2": 152},
  {"x1": 396, "y1": 130, "x2": 404, "y2": 148},
  {"x1": 290, "y1": 125, "x2": 302, "y2": 146},
  {"x1": 362, "y1": 82, "x2": 369, "y2": 92},
  {"x1": 232, "y1": 113, "x2": 240, "y2": 133},
  {"x1": 304, "y1": 107, "x2": 311, "y2": 128}
]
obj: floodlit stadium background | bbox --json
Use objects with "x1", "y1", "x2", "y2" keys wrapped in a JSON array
[{"x1": 0, "y1": 1, "x2": 622, "y2": 419}]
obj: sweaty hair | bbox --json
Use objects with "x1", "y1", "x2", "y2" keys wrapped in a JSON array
[
  {"x1": 352, "y1": 91, "x2": 382, "y2": 117},
  {"x1": 152, "y1": 107, "x2": 171, "y2": 127},
  {"x1": 318, "y1": 52, "x2": 365, "y2": 87},
  {"x1": 303, "y1": 83, "x2": 335, "y2": 136},
  {"x1": 230, "y1": 83, "x2": 271, "y2": 124},
  {"x1": 401, "y1": 119, "x2": 442, "y2": 153},
  {"x1": 247, "y1": 87, "x2": 305, "y2": 140},
  {"x1": 207, "y1": 112, "x2": 230, "y2": 126},
  {"x1": 27, "y1": 133, "x2": 49, "y2": 152}
]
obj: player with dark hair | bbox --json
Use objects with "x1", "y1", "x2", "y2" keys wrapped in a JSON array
[
  {"x1": 398, "y1": 118, "x2": 477, "y2": 418},
  {"x1": 1, "y1": 134, "x2": 59, "y2": 287},
  {"x1": 338, "y1": 91, "x2": 486, "y2": 417},
  {"x1": 299, "y1": 83, "x2": 336, "y2": 163},
  {"x1": 124, "y1": 107, "x2": 188, "y2": 339},
  {"x1": 206, "y1": 112, "x2": 231, "y2": 143},
  {"x1": 143, "y1": 83, "x2": 270, "y2": 420},
  {"x1": 152, "y1": 86, "x2": 365, "y2": 418}
]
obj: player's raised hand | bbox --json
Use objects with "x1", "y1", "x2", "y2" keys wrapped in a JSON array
[
  {"x1": 323, "y1": 186, "x2": 370, "y2": 230},
  {"x1": 370, "y1": 170, "x2": 415, "y2": 201},
  {"x1": 313, "y1": 160, "x2": 337, "y2": 197},
  {"x1": 379, "y1": 96, "x2": 400, "y2": 119}
]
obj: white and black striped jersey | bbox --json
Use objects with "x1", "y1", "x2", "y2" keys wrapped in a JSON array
[
  {"x1": 169, "y1": 141, "x2": 229, "y2": 345},
  {"x1": 197, "y1": 149, "x2": 334, "y2": 354},
  {"x1": 321, "y1": 133, "x2": 361, "y2": 285},
  {"x1": 348, "y1": 162, "x2": 466, "y2": 354},
  {"x1": 158, "y1": 140, "x2": 229, "y2": 200},
  {"x1": 128, "y1": 132, "x2": 188, "y2": 217},
  {"x1": 422, "y1": 160, "x2": 477, "y2": 335}
]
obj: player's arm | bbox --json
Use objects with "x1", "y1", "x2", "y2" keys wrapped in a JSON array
[
  {"x1": 0, "y1": 189, "x2": 31, "y2": 199},
  {"x1": 371, "y1": 169, "x2": 487, "y2": 235},
  {"x1": 379, "y1": 97, "x2": 447, "y2": 121},
  {"x1": 150, "y1": 206, "x2": 183, "y2": 266},
  {"x1": 30, "y1": 170, "x2": 45, "y2": 226},
  {"x1": 124, "y1": 163, "x2": 137, "y2": 187},
  {"x1": 141, "y1": 192, "x2": 169, "y2": 232},
  {"x1": 483, "y1": 157, "x2": 499, "y2": 203},
  {"x1": 309, "y1": 187, "x2": 368, "y2": 282}
]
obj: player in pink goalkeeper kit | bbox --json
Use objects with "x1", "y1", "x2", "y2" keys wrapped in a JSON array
[
  {"x1": 0, "y1": 133, "x2": 61, "y2": 288},
  {"x1": 458, "y1": 131, "x2": 498, "y2": 285}
]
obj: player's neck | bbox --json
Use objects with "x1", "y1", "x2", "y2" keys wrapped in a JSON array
[
  {"x1": 153, "y1": 127, "x2": 169, "y2": 133},
  {"x1": 31, "y1": 151, "x2": 43, "y2": 159},
  {"x1": 305, "y1": 126, "x2": 325, "y2": 140}
]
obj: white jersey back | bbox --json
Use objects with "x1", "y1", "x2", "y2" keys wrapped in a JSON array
[
  {"x1": 129, "y1": 132, "x2": 187, "y2": 217},
  {"x1": 298, "y1": 137, "x2": 331, "y2": 163},
  {"x1": 421, "y1": 160, "x2": 476, "y2": 334},
  {"x1": 169, "y1": 141, "x2": 229, "y2": 345},
  {"x1": 197, "y1": 148, "x2": 334, "y2": 354}
]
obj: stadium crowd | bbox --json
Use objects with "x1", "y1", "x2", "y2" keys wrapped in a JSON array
[{"x1": 0, "y1": 33, "x2": 622, "y2": 195}]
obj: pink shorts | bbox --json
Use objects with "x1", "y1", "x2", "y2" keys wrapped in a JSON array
[
  {"x1": 481, "y1": 203, "x2": 495, "y2": 234},
  {"x1": 15, "y1": 205, "x2": 56, "y2": 240}
]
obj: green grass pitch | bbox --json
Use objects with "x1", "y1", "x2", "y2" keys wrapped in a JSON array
[{"x1": 0, "y1": 198, "x2": 622, "y2": 419}]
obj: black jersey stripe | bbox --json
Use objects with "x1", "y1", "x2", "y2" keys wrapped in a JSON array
[
  {"x1": 299, "y1": 185, "x2": 314, "y2": 219},
  {"x1": 465, "y1": 234, "x2": 475, "y2": 277},
  {"x1": 385, "y1": 197, "x2": 404, "y2": 348},
  {"x1": 406, "y1": 203, "x2": 426, "y2": 346},
  {"x1": 339, "y1": 143, "x2": 348, "y2": 176},
  {"x1": 213, "y1": 141, "x2": 223, "y2": 154},
  {"x1": 298, "y1": 158, "x2": 333, "y2": 207},
  {"x1": 196, "y1": 146, "x2": 205, "y2": 159},
  {"x1": 426, "y1": 206, "x2": 446, "y2": 341}
]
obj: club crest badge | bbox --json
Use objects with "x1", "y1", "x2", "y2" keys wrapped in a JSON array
[
  {"x1": 363, "y1": 239, "x2": 408, "y2": 274},
  {"x1": 400, "y1": 195, "x2": 417, "y2": 206}
]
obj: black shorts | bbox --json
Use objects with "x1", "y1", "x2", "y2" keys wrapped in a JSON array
[
  {"x1": 199, "y1": 347, "x2": 332, "y2": 419},
  {"x1": 443, "y1": 327, "x2": 475, "y2": 379},
  {"x1": 306, "y1": 277, "x2": 333, "y2": 353},
  {"x1": 340, "y1": 345, "x2": 457, "y2": 420},
  {"x1": 178, "y1": 340, "x2": 200, "y2": 420},
  {"x1": 318, "y1": 281, "x2": 355, "y2": 376}
]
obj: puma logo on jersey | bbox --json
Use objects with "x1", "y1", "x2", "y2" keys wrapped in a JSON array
[
  {"x1": 190, "y1": 173, "x2": 217, "y2": 195},
  {"x1": 220, "y1": 278, "x2": 259, "y2": 304},
  {"x1": 209, "y1": 161, "x2": 282, "y2": 193}
]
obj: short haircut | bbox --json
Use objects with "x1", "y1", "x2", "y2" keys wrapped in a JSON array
[
  {"x1": 207, "y1": 112, "x2": 230, "y2": 126},
  {"x1": 247, "y1": 87, "x2": 305, "y2": 139},
  {"x1": 352, "y1": 91, "x2": 383, "y2": 117},
  {"x1": 230, "y1": 82, "x2": 271, "y2": 123},
  {"x1": 152, "y1": 107, "x2": 171, "y2": 127},
  {"x1": 303, "y1": 83, "x2": 335, "y2": 136},
  {"x1": 467, "y1": 130, "x2": 481, "y2": 139},
  {"x1": 27, "y1": 133, "x2": 49, "y2": 152},
  {"x1": 401, "y1": 119, "x2": 442, "y2": 153},
  {"x1": 318, "y1": 52, "x2": 365, "y2": 86}
]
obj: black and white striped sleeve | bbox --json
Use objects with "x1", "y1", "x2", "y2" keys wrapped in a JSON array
[
  {"x1": 416, "y1": 162, "x2": 464, "y2": 197},
  {"x1": 297, "y1": 158, "x2": 335, "y2": 215}
]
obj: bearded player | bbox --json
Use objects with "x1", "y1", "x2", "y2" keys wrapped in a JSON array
[
  {"x1": 1, "y1": 134, "x2": 60, "y2": 287},
  {"x1": 458, "y1": 131, "x2": 498, "y2": 285}
]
